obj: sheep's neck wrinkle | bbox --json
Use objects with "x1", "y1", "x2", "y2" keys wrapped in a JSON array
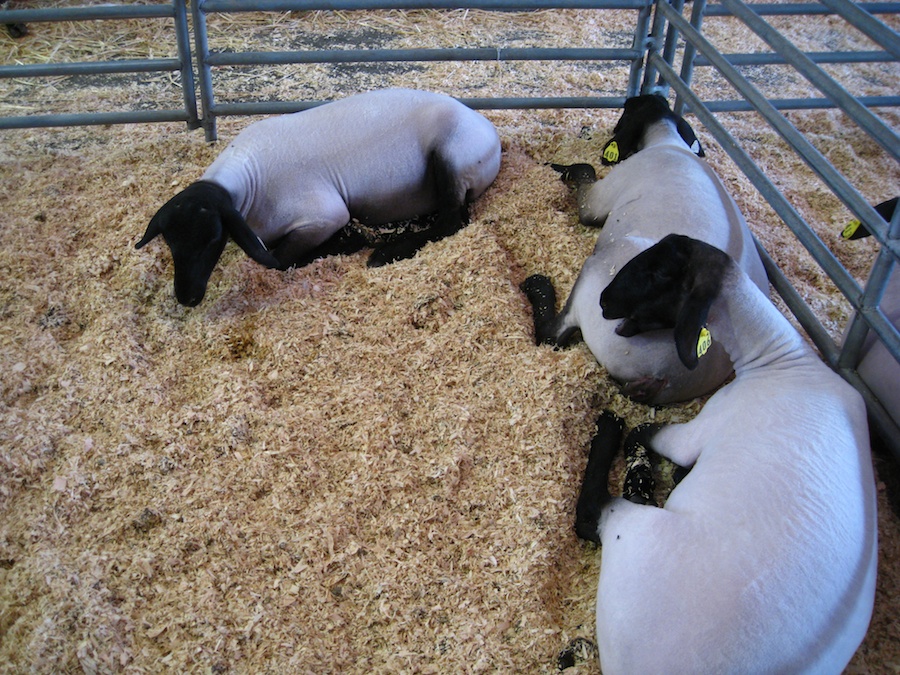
[{"x1": 713, "y1": 267, "x2": 812, "y2": 376}]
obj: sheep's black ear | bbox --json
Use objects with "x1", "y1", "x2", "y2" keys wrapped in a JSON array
[
  {"x1": 220, "y1": 206, "x2": 281, "y2": 269},
  {"x1": 601, "y1": 125, "x2": 643, "y2": 166},
  {"x1": 842, "y1": 217, "x2": 871, "y2": 241},
  {"x1": 671, "y1": 236, "x2": 727, "y2": 370},
  {"x1": 842, "y1": 197, "x2": 898, "y2": 240},
  {"x1": 601, "y1": 137, "x2": 624, "y2": 166},
  {"x1": 135, "y1": 210, "x2": 164, "y2": 249},
  {"x1": 675, "y1": 116, "x2": 705, "y2": 157}
]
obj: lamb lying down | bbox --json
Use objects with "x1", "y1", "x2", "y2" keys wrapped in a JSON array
[
  {"x1": 522, "y1": 94, "x2": 768, "y2": 405},
  {"x1": 576, "y1": 234, "x2": 877, "y2": 674},
  {"x1": 136, "y1": 88, "x2": 502, "y2": 306}
]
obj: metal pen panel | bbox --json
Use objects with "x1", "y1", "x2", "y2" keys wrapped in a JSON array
[
  {"x1": 0, "y1": 0, "x2": 199, "y2": 130},
  {"x1": 657, "y1": 1, "x2": 899, "y2": 259},
  {"x1": 717, "y1": 0, "x2": 898, "y2": 161},
  {"x1": 191, "y1": 0, "x2": 655, "y2": 139}
]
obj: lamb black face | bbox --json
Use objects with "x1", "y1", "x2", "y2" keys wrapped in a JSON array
[
  {"x1": 600, "y1": 94, "x2": 705, "y2": 166},
  {"x1": 600, "y1": 236, "x2": 691, "y2": 335},
  {"x1": 137, "y1": 181, "x2": 280, "y2": 306},
  {"x1": 165, "y1": 222, "x2": 228, "y2": 307}
]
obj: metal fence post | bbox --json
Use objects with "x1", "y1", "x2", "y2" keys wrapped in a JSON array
[
  {"x1": 174, "y1": 0, "x2": 201, "y2": 130},
  {"x1": 190, "y1": 0, "x2": 219, "y2": 142}
]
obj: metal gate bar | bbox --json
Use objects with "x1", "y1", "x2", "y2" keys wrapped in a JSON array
[
  {"x1": 191, "y1": 0, "x2": 654, "y2": 140},
  {"x1": 0, "y1": 1, "x2": 199, "y2": 131}
]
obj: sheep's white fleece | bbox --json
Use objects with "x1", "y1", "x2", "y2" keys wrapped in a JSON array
[
  {"x1": 202, "y1": 88, "x2": 501, "y2": 251},
  {"x1": 561, "y1": 121, "x2": 768, "y2": 403}
]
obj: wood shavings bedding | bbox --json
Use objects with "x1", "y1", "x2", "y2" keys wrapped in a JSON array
[{"x1": 1, "y1": 5, "x2": 899, "y2": 673}]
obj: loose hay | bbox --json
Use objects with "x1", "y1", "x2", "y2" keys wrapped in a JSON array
[{"x1": 2, "y1": 4, "x2": 900, "y2": 674}]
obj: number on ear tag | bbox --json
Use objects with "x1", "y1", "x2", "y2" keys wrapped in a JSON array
[
  {"x1": 697, "y1": 327, "x2": 712, "y2": 359},
  {"x1": 842, "y1": 219, "x2": 862, "y2": 240},
  {"x1": 603, "y1": 141, "x2": 620, "y2": 164}
]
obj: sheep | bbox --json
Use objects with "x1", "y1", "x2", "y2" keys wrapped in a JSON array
[
  {"x1": 575, "y1": 233, "x2": 877, "y2": 674},
  {"x1": 136, "y1": 88, "x2": 501, "y2": 306},
  {"x1": 521, "y1": 94, "x2": 768, "y2": 404},
  {"x1": 841, "y1": 197, "x2": 899, "y2": 432}
]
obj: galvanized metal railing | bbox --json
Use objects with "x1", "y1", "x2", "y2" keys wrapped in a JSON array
[
  {"x1": 646, "y1": 0, "x2": 900, "y2": 458},
  {"x1": 189, "y1": 0, "x2": 655, "y2": 141},
  {"x1": 0, "y1": 1, "x2": 200, "y2": 130}
]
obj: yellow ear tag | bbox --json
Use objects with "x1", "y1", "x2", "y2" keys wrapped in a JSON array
[
  {"x1": 696, "y1": 327, "x2": 712, "y2": 359},
  {"x1": 603, "y1": 141, "x2": 620, "y2": 164},
  {"x1": 842, "y1": 218, "x2": 862, "y2": 240}
]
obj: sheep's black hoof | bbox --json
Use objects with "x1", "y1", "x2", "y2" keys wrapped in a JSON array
[
  {"x1": 622, "y1": 423, "x2": 661, "y2": 506},
  {"x1": 622, "y1": 443, "x2": 655, "y2": 506},
  {"x1": 557, "y1": 637, "x2": 598, "y2": 670},
  {"x1": 550, "y1": 162, "x2": 597, "y2": 187},
  {"x1": 520, "y1": 274, "x2": 553, "y2": 300}
]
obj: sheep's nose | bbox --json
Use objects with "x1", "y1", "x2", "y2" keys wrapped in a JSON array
[{"x1": 176, "y1": 290, "x2": 204, "y2": 307}]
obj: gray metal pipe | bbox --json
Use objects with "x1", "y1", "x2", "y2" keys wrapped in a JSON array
[
  {"x1": 201, "y1": 0, "x2": 648, "y2": 9},
  {"x1": 209, "y1": 96, "x2": 628, "y2": 118},
  {"x1": 0, "y1": 59, "x2": 183, "y2": 79},
  {"x1": 205, "y1": 47, "x2": 639, "y2": 67},
  {"x1": 693, "y1": 50, "x2": 897, "y2": 66},
  {"x1": 657, "y1": 1, "x2": 900, "y2": 258},
  {"x1": 702, "y1": 96, "x2": 900, "y2": 112},
  {"x1": 0, "y1": 110, "x2": 194, "y2": 130},
  {"x1": 0, "y1": 5, "x2": 175, "y2": 22}
]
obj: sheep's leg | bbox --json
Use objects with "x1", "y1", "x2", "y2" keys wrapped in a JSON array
[
  {"x1": 367, "y1": 151, "x2": 469, "y2": 267},
  {"x1": 575, "y1": 412, "x2": 626, "y2": 543},
  {"x1": 367, "y1": 206, "x2": 467, "y2": 267},
  {"x1": 520, "y1": 275, "x2": 559, "y2": 345},
  {"x1": 622, "y1": 424, "x2": 663, "y2": 506},
  {"x1": 550, "y1": 163, "x2": 607, "y2": 228},
  {"x1": 519, "y1": 275, "x2": 581, "y2": 347},
  {"x1": 273, "y1": 225, "x2": 370, "y2": 270}
]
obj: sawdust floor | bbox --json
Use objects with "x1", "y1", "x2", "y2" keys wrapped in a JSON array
[
  {"x1": 1, "y1": 105, "x2": 898, "y2": 674},
  {"x1": 2, "y1": 5, "x2": 900, "y2": 674}
]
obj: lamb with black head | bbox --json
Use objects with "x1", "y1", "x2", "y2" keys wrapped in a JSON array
[
  {"x1": 521, "y1": 94, "x2": 768, "y2": 404},
  {"x1": 576, "y1": 234, "x2": 877, "y2": 674},
  {"x1": 137, "y1": 88, "x2": 501, "y2": 306}
]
